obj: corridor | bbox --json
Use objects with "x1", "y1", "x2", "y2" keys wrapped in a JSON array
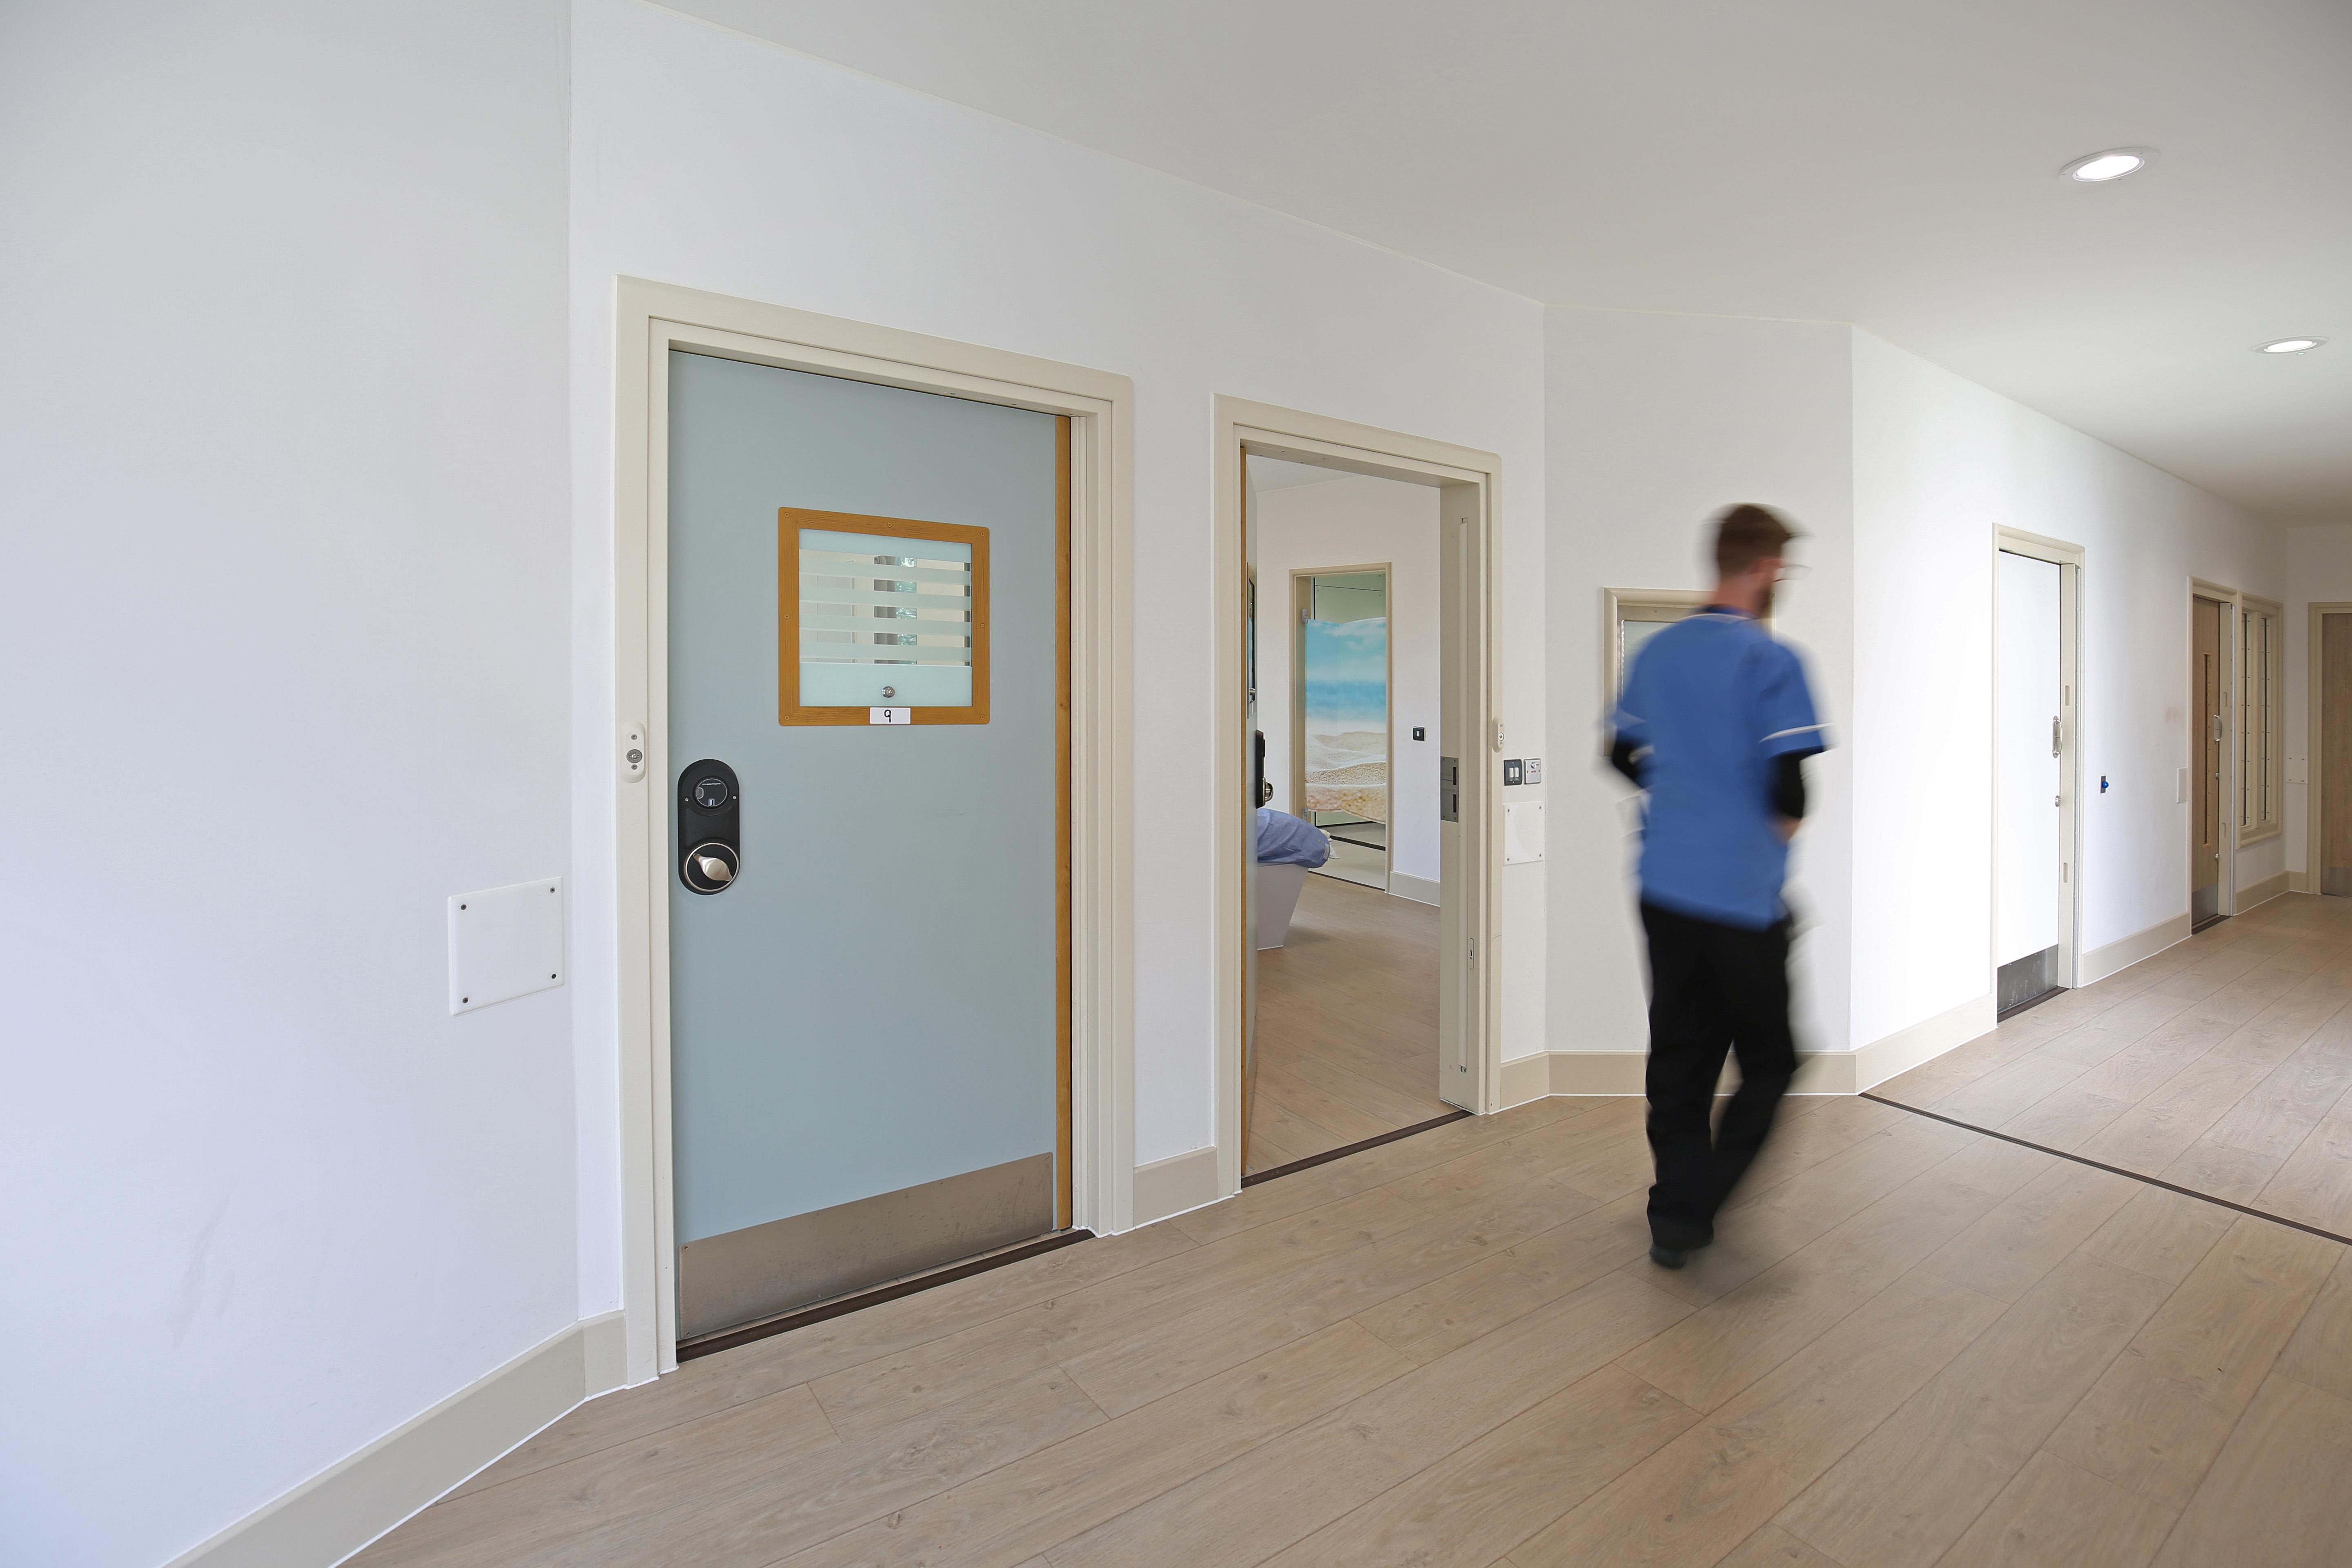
[{"x1": 353, "y1": 897, "x2": 2352, "y2": 1568}]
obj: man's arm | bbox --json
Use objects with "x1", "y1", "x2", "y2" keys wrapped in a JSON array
[
  {"x1": 1608, "y1": 734, "x2": 1648, "y2": 788},
  {"x1": 1770, "y1": 751, "x2": 1808, "y2": 820}
]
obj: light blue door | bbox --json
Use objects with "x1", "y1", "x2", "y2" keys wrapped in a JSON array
[{"x1": 667, "y1": 351, "x2": 1064, "y2": 1341}]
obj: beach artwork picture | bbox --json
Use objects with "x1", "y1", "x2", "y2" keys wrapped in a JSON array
[{"x1": 1301, "y1": 613, "x2": 1388, "y2": 822}]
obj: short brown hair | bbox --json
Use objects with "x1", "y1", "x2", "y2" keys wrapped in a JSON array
[{"x1": 1714, "y1": 503, "x2": 1797, "y2": 578}]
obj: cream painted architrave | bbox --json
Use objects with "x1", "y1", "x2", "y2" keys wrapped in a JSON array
[
  {"x1": 612, "y1": 278, "x2": 1134, "y2": 1383},
  {"x1": 1214, "y1": 396, "x2": 1500, "y2": 1199},
  {"x1": 2192, "y1": 576, "x2": 2242, "y2": 919},
  {"x1": 1996, "y1": 527, "x2": 2085, "y2": 988},
  {"x1": 1602, "y1": 588, "x2": 1712, "y2": 701}
]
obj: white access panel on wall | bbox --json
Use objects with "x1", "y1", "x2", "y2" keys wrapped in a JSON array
[
  {"x1": 1503, "y1": 800, "x2": 1545, "y2": 863},
  {"x1": 448, "y1": 878, "x2": 564, "y2": 1013}
]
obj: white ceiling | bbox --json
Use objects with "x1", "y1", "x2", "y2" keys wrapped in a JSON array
[{"x1": 675, "y1": 0, "x2": 2352, "y2": 520}]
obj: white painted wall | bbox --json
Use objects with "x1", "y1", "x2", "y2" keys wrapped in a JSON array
[
  {"x1": 0, "y1": 4, "x2": 576, "y2": 1565},
  {"x1": 566, "y1": 0, "x2": 1550, "y2": 1211},
  {"x1": 1543, "y1": 313, "x2": 2281, "y2": 1073},
  {"x1": 7, "y1": 2, "x2": 2301, "y2": 1559},
  {"x1": 1851, "y1": 332, "x2": 2282, "y2": 1049},
  {"x1": 1251, "y1": 470, "x2": 1443, "y2": 887},
  {"x1": 1544, "y1": 309, "x2": 1857, "y2": 1063},
  {"x1": 2282, "y1": 522, "x2": 2352, "y2": 884}
]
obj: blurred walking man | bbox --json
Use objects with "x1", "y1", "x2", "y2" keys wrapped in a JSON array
[{"x1": 1604, "y1": 505, "x2": 1826, "y2": 1269}]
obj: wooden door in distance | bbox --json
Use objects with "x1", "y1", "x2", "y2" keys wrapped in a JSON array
[
  {"x1": 2191, "y1": 598, "x2": 2223, "y2": 923},
  {"x1": 2323, "y1": 612, "x2": 2352, "y2": 897}
]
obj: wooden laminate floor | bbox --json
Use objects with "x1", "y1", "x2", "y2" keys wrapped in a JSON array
[
  {"x1": 1875, "y1": 891, "x2": 2352, "y2": 1243},
  {"x1": 354, "y1": 1061, "x2": 2352, "y2": 1567},
  {"x1": 1248, "y1": 874, "x2": 1449, "y2": 1176}
]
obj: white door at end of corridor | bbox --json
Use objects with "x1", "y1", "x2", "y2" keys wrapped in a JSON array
[{"x1": 1995, "y1": 550, "x2": 2064, "y2": 1000}]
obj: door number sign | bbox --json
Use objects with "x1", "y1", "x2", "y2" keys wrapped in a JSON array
[{"x1": 869, "y1": 707, "x2": 913, "y2": 725}]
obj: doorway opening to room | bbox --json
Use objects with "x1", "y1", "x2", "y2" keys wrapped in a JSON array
[{"x1": 1237, "y1": 439, "x2": 1481, "y2": 1180}]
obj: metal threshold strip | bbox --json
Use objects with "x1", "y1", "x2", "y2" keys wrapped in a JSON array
[
  {"x1": 1242, "y1": 1109, "x2": 1470, "y2": 1188},
  {"x1": 1862, "y1": 1093, "x2": 2352, "y2": 1249}
]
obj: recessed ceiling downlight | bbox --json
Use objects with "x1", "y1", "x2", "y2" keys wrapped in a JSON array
[
  {"x1": 2061, "y1": 148, "x2": 2154, "y2": 182},
  {"x1": 2256, "y1": 338, "x2": 2327, "y2": 354}
]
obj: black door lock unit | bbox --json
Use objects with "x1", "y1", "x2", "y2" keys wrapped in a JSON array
[{"x1": 678, "y1": 759, "x2": 741, "y2": 894}]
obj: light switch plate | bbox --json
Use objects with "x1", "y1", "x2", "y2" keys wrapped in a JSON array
[
  {"x1": 450, "y1": 878, "x2": 564, "y2": 1014},
  {"x1": 1503, "y1": 801, "x2": 1546, "y2": 864}
]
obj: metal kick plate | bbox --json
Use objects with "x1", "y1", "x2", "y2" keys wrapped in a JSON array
[{"x1": 677, "y1": 1152, "x2": 1055, "y2": 1341}]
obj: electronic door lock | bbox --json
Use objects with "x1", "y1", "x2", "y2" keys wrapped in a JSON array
[{"x1": 677, "y1": 759, "x2": 742, "y2": 895}]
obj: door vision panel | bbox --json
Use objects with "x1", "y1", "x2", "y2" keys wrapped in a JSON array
[{"x1": 667, "y1": 351, "x2": 1068, "y2": 1343}]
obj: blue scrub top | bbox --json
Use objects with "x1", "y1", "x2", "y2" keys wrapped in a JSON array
[{"x1": 1609, "y1": 608, "x2": 1827, "y2": 929}]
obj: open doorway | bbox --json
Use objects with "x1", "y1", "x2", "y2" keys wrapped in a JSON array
[{"x1": 1243, "y1": 456, "x2": 1454, "y2": 1177}]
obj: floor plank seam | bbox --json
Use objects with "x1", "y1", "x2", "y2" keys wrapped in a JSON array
[{"x1": 1860, "y1": 1093, "x2": 2352, "y2": 1249}]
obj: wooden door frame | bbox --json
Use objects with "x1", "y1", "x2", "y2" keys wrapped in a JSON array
[
  {"x1": 1289, "y1": 561, "x2": 1396, "y2": 892},
  {"x1": 2191, "y1": 579, "x2": 2241, "y2": 920},
  {"x1": 611, "y1": 279, "x2": 1134, "y2": 1381},
  {"x1": 1214, "y1": 396, "x2": 1501, "y2": 1199},
  {"x1": 2305, "y1": 602, "x2": 2352, "y2": 896},
  {"x1": 1995, "y1": 529, "x2": 2084, "y2": 987}
]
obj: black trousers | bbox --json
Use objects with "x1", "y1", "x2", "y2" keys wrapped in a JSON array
[{"x1": 1640, "y1": 901, "x2": 1797, "y2": 1249}]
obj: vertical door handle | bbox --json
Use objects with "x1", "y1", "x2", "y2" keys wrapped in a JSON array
[{"x1": 2051, "y1": 716, "x2": 2062, "y2": 757}]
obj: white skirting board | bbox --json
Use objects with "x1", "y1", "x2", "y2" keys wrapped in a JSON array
[
  {"x1": 1498, "y1": 992, "x2": 1998, "y2": 1104},
  {"x1": 2080, "y1": 912, "x2": 2192, "y2": 986},
  {"x1": 1387, "y1": 871, "x2": 1440, "y2": 907},
  {"x1": 163, "y1": 1312, "x2": 628, "y2": 1568},
  {"x1": 2237, "y1": 871, "x2": 2290, "y2": 911},
  {"x1": 1131, "y1": 1145, "x2": 1223, "y2": 1226},
  {"x1": 1845, "y1": 993, "x2": 1997, "y2": 1091}
]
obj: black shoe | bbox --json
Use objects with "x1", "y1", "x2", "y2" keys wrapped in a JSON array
[{"x1": 1647, "y1": 1229, "x2": 1714, "y2": 1270}]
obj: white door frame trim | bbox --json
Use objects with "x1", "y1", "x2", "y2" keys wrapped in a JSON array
[
  {"x1": 612, "y1": 278, "x2": 1135, "y2": 1381},
  {"x1": 1995, "y1": 528, "x2": 2085, "y2": 989},
  {"x1": 1215, "y1": 397, "x2": 1500, "y2": 1197}
]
